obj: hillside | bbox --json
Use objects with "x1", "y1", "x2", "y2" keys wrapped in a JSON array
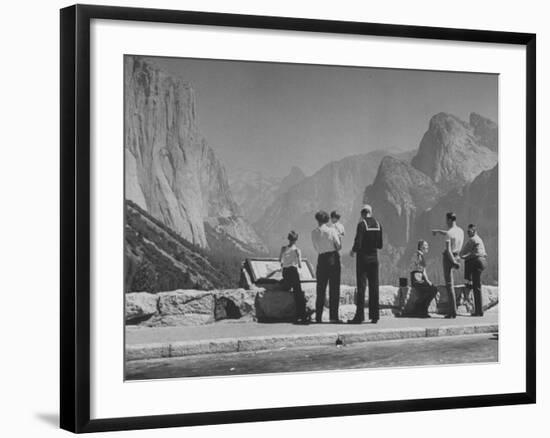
[{"x1": 125, "y1": 201, "x2": 235, "y2": 292}]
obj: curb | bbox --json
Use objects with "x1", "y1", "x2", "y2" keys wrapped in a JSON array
[{"x1": 126, "y1": 323, "x2": 498, "y2": 361}]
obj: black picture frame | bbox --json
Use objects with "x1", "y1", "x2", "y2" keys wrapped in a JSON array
[{"x1": 60, "y1": 4, "x2": 536, "y2": 433}]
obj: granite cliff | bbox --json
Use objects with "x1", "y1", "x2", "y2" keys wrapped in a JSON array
[
  {"x1": 411, "y1": 112, "x2": 497, "y2": 193},
  {"x1": 363, "y1": 156, "x2": 440, "y2": 249},
  {"x1": 402, "y1": 164, "x2": 499, "y2": 285},
  {"x1": 124, "y1": 56, "x2": 266, "y2": 254},
  {"x1": 361, "y1": 113, "x2": 498, "y2": 285}
]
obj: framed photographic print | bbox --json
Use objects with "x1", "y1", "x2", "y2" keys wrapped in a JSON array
[{"x1": 60, "y1": 4, "x2": 536, "y2": 433}]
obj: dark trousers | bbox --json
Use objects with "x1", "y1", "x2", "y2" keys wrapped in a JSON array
[
  {"x1": 282, "y1": 266, "x2": 306, "y2": 320},
  {"x1": 355, "y1": 254, "x2": 379, "y2": 321},
  {"x1": 411, "y1": 276, "x2": 438, "y2": 317},
  {"x1": 442, "y1": 251, "x2": 459, "y2": 317},
  {"x1": 316, "y1": 251, "x2": 341, "y2": 321},
  {"x1": 464, "y1": 257, "x2": 487, "y2": 316}
]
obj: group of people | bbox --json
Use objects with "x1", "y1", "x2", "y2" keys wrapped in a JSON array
[
  {"x1": 412, "y1": 212, "x2": 488, "y2": 319},
  {"x1": 279, "y1": 206, "x2": 488, "y2": 325}
]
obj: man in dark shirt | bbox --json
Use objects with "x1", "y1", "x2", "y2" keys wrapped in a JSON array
[{"x1": 348, "y1": 204, "x2": 383, "y2": 324}]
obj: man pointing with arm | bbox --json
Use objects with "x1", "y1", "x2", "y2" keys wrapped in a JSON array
[{"x1": 432, "y1": 212, "x2": 464, "y2": 319}]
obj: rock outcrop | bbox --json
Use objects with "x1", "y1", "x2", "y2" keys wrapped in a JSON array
[
  {"x1": 403, "y1": 164, "x2": 499, "y2": 285},
  {"x1": 357, "y1": 113, "x2": 498, "y2": 285},
  {"x1": 124, "y1": 55, "x2": 265, "y2": 253},
  {"x1": 363, "y1": 156, "x2": 440, "y2": 248},
  {"x1": 411, "y1": 112, "x2": 497, "y2": 192},
  {"x1": 470, "y1": 112, "x2": 498, "y2": 152}
]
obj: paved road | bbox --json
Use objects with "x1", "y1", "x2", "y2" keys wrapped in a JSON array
[{"x1": 126, "y1": 333, "x2": 498, "y2": 380}]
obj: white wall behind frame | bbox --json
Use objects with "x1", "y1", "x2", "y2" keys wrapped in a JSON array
[
  {"x1": 0, "y1": 1, "x2": 545, "y2": 438},
  {"x1": 91, "y1": 14, "x2": 525, "y2": 420}
]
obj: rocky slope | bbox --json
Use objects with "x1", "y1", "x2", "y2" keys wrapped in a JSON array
[
  {"x1": 124, "y1": 55, "x2": 266, "y2": 254},
  {"x1": 125, "y1": 201, "x2": 235, "y2": 292},
  {"x1": 411, "y1": 112, "x2": 497, "y2": 193}
]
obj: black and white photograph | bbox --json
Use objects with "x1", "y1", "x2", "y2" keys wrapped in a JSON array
[
  {"x1": 124, "y1": 55, "x2": 499, "y2": 380},
  {"x1": 0, "y1": 0, "x2": 545, "y2": 434}
]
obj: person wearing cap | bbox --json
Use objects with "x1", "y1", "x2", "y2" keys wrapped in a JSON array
[
  {"x1": 432, "y1": 212, "x2": 464, "y2": 319},
  {"x1": 459, "y1": 224, "x2": 488, "y2": 316},
  {"x1": 330, "y1": 211, "x2": 345, "y2": 239},
  {"x1": 348, "y1": 204, "x2": 383, "y2": 324},
  {"x1": 311, "y1": 210, "x2": 342, "y2": 323}
]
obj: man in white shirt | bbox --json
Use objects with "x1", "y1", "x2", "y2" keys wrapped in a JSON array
[
  {"x1": 432, "y1": 212, "x2": 464, "y2": 319},
  {"x1": 311, "y1": 210, "x2": 342, "y2": 323}
]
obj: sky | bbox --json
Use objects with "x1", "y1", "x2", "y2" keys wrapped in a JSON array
[{"x1": 147, "y1": 56, "x2": 498, "y2": 178}]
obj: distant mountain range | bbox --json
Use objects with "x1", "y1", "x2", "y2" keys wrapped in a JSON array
[
  {"x1": 229, "y1": 166, "x2": 306, "y2": 223},
  {"x1": 254, "y1": 149, "x2": 415, "y2": 254},
  {"x1": 124, "y1": 55, "x2": 498, "y2": 291}
]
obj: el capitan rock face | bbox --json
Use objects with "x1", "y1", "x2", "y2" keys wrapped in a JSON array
[
  {"x1": 411, "y1": 112, "x2": 497, "y2": 193},
  {"x1": 124, "y1": 56, "x2": 265, "y2": 253}
]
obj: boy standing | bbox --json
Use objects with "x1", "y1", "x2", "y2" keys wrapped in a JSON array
[{"x1": 280, "y1": 231, "x2": 308, "y2": 324}]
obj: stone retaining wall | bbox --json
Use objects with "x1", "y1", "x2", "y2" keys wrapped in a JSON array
[{"x1": 126, "y1": 284, "x2": 498, "y2": 327}]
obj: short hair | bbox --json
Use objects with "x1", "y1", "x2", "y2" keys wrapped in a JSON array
[
  {"x1": 468, "y1": 224, "x2": 477, "y2": 232},
  {"x1": 287, "y1": 230, "x2": 299, "y2": 242},
  {"x1": 361, "y1": 204, "x2": 372, "y2": 216},
  {"x1": 315, "y1": 210, "x2": 330, "y2": 224},
  {"x1": 330, "y1": 210, "x2": 341, "y2": 220},
  {"x1": 446, "y1": 212, "x2": 457, "y2": 222},
  {"x1": 417, "y1": 239, "x2": 428, "y2": 250}
]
